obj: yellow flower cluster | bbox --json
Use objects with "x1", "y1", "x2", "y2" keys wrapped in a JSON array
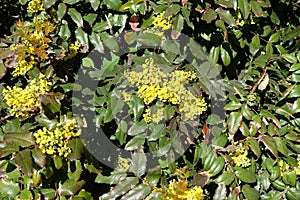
[
  {"x1": 230, "y1": 140, "x2": 251, "y2": 167},
  {"x1": 10, "y1": 16, "x2": 55, "y2": 76},
  {"x1": 64, "y1": 41, "x2": 81, "y2": 60},
  {"x1": 155, "y1": 179, "x2": 205, "y2": 200},
  {"x1": 117, "y1": 157, "x2": 130, "y2": 171},
  {"x1": 152, "y1": 12, "x2": 172, "y2": 30},
  {"x1": 27, "y1": 0, "x2": 45, "y2": 13},
  {"x1": 278, "y1": 155, "x2": 300, "y2": 176},
  {"x1": 2, "y1": 74, "x2": 52, "y2": 118},
  {"x1": 143, "y1": 108, "x2": 165, "y2": 123},
  {"x1": 124, "y1": 58, "x2": 207, "y2": 121},
  {"x1": 33, "y1": 119, "x2": 81, "y2": 157}
]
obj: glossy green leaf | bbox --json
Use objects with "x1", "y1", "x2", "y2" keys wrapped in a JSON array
[
  {"x1": 209, "y1": 46, "x2": 220, "y2": 64},
  {"x1": 15, "y1": 149, "x2": 33, "y2": 177},
  {"x1": 235, "y1": 168, "x2": 256, "y2": 183},
  {"x1": 215, "y1": 171, "x2": 235, "y2": 185},
  {"x1": 225, "y1": 101, "x2": 242, "y2": 111},
  {"x1": 261, "y1": 136, "x2": 278, "y2": 157},
  {"x1": 136, "y1": 32, "x2": 161, "y2": 46},
  {"x1": 19, "y1": 189, "x2": 32, "y2": 200},
  {"x1": 68, "y1": 8, "x2": 83, "y2": 27},
  {"x1": 216, "y1": 8, "x2": 236, "y2": 26},
  {"x1": 89, "y1": 32, "x2": 104, "y2": 53},
  {"x1": 220, "y1": 45, "x2": 231, "y2": 66},
  {"x1": 250, "y1": 0, "x2": 263, "y2": 17},
  {"x1": 131, "y1": 151, "x2": 147, "y2": 176},
  {"x1": 248, "y1": 138, "x2": 261, "y2": 158},
  {"x1": 202, "y1": 8, "x2": 218, "y2": 23},
  {"x1": 100, "y1": 177, "x2": 139, "y2": 200},
  {"x1": 286, "y1": 187, "x2": 300, "y2": 200},
  {"x1": 40, "y1": 189, "x2": 56, "y2": 199},
  {"x1": 63, "y1": 0, "x2": 81, "y2": 4},
  {"x1": 104, "y1": 0, "x2": 122, "y2": 10},
  {"x1": 0, "y1": 179, "x2": 20, "y2": 197},
  {"x1": 40, "y1": 94, "x2": 61, "y2": 114},
  {"x1": 268, "y1": 32, "x2": 280, "y2": 43},
  {"x1": 31, "y1": 147, "x2": 46, "y2": 168},
  {"x1": 59, "y1": 23, "x2": 71, "y2": 39},
  {"x1": 82, "y1": 57, "x2": 94, "y2": 68},
  {"x1": 75, "y1": 28, "x2": 89, "y2": 50},
  {"x1": 213, "y1": 183, "x2": 227, "y2": 200},
  {"x1": 282, "y1": 54, "x2": 298, "y2": 64},
  {"x1": 273, "y1": 137, "x2": 288, "y2": 157},
  {"x1": 44, "y1": 0, "x2": 57, "y2": 9},
  {"x1": 124, "y1": 134, "x2": 146, "y2": 151},
  {"x1": 83, "y1": 13, "x2": 97, "y2": 25},
  {"x1": 68, "y1": 138, "x2": 84, "y2": 160},
  {"x1": 227, "y1": 111, "x2": 243, "y2": 134},
  {"x1": 57, "y1": 3, "x2": 67, "y2": 21},
  {"x1": 209, "y1": 156, "x2": 225, "y2": 176},
  {"x1": 238, "y1": 0, "x2": 250, "y2": 19},
  {"x1": 35, "y1": 115, "x2": 57, "y2": 130},
  {"x1": 4, "y1": 132, "x2": 35, "y2": 148},
  {"x1": 58, "y1": 180, "x2": 85, "y2": 196},
  {"x1": 249, "y1": 35, "x2": 260, "y2": 55},
  {"x1": 68, "y1": 160, "x2": 82, "y2": 181},
  {"x1": 242, "y1": 184, "x2": 260, "y2": 200},
  {"x1": 289, "y1": 85, "x2": 300, "y2": 98}
]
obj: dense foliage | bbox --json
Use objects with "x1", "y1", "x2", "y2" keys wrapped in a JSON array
[{"x1": 0, "y1": 0, "x2": 299, "y2": 199}]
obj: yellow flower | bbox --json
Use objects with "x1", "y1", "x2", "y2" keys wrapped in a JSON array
[
  {"x1": 230, "y1": 140, "x2": 251, "y2": 168},
  {"x1": 33, "y1": 119, "x2": 81, "y2": 158},
  {"x1": 12, "y1": 56, "x2": 36, "y2": 76},
  {"x1": 27, "y1": 0, "x2": 44, "y2": 13},
  {"x1": 124, "y1": 58, "x2": 207, "y2": 121},
  {"x1": 156, "y1": 179, "x2": 205, "y2": 200},
  {"x1": 143, "y1": 108, "x2": 152, "y2": 123},
  {"x1": 117, "y1": 157, "x2": 130, "y2": 170},
  {"x1": 152, "y1": 12, "x2": 172, "y2": 30},
  {"x1": 2, "y1": 74, "x2": 52, "y2": 117}
]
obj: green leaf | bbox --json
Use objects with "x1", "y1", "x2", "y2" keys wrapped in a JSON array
[
  {"x1": 129, "y1": 95, "x2": 145, "y2": 122},
  {"x1": 202, "y1": 8, "x2": 218, "y2": 23},
  {"x1": 220, "y1": 45, "x2": 231, "y2": 66},
  {"x1": 215, "y1": 171, "x2": 235, "y2": 185},
  {"x1": 54, "y1": 156, "x2": 63, "y2": 169},
  {"x1": 83, "y1": 13, "x2": 97, "y2": 26},
  {"x1": 0, "y1": 63, "x2": 6, "y2": 79},
  {"x1": 19, "y1": 189, "x2": 32, "y2": 200},
  {"x1": 0, "y1": 142, "x2": 19, "y2": 158},
  {"x1": 104, "y1": 0, "x2": 122, "y2": 10},
  {"x1": 100, "y1": 33, "x2": 119, "y2": 52},
  {"x1": 116, "y1": 120, "x2": 128, "y2": 145},
  {"x1": 225, "y1": 101, "x2": 242, "y2": 111},
  {"x1": 68, "y1": 160, "x2": 82, "y2": 182},
  {"x1": 40, "y1": 94, "x2": 61, "y2": 114},
  {"x1": 136, "y1": 32, "x2": 161, "y2": 46},
  {"x1": 89, "y1": 32, "x2": 104, "y2": 53},
  {"x1": 69, "y1": 138, "x2": 84, "y2": 160},
  {"x1": 289, "y1": 85, "x2": 300, "y2": 98},
  {"x1": 202, "y1": 151, "x2": 216, "y2": 171},
  {"x1": 209, "y1": 156, "x2": 225, "y2": 176},
  {"x1": 172, "y1": 14, "x2": 184, "y2": 32},
  {"x1": 75, "y1": 28, "x2": 89, "y2": 50},
  {"x1": 235, "y1": 168, "x2": 256, "y2": 183},
  {"x1": 120, "y1": 184, "x2": 151, "y2": 200},
  {"x1": 164, "y1": 4, "x2": 181, "y2": 17},
  {"x1": 15, "y1": 149, "x2": 33, "y2": 177},
  {"x1": 102, "y1": 52, "x2": 120, "y2": 70},
  {"x1": 249, "y1": 35, "x2": 260, "y2": 55},
  {"x1": 128, "y1": 123, "x2": 146, "y2": 136},
  {"x1": 227, "y1": 111, "x2": 243, "y2": 134},
  {"x1": 285, "y1": 26, "x2": 300, "y2": 39},
  {"x1": 82, "y1": 57, "x2": 94, "y2": 68},
  {"x1": 40, "y1": 189, "x2": 56, "y2": 199},
  {"x1": 131, "y1": 151, "x2": 147, "y2": 176},
  {"x1": 0, "y1": 179, "x2": 20, "y2": 198},
  {"x1": 68, "y1": 8, "x2": 83, "y2": 27},
  {"x1": 58, "y1": 180, "x2": 85, "y2": 196},
  {"x1": 261, "y1": 136, "x2": 278, "y2": 157},
  {"x1": 59, "y1": 23, "x2": 71, "y2": 39},
  {"x1": 209, "y1": 46, "x2": 220, "y2": 64},
  {"x1": 286, "y1": 187, "x2": 300, "y2": 200},
  {"x1": 4, "y1": 132, "x2": 35, "y2": 148},
  {"x1": 100, "y1": 177, "x2": 139, "y2": 200},
  {"x1": 90, "y1": 0, "x2": 100, "y2": 11},
  {"x1": 44, "y1": 0, "x2": 57, "y2": 9},
  {"x1": 238, "y1": 0, "x2": 250, "y2": 19},
  {"x1": 145, "y1": 169, "x2": 161, "y2": 186},
  {"x1": 31, "y1": 147, "x2": 46, "y2": 168},
  {"x1": 250, "y1": 0, "x2": 263, "y2": 17},
  {"x1": 242, "y1": 184, "x2": 260, "y2": 200},
  {"x1": 216, "y1": 8, "x2": 236, "y2": 26},
  {"x1": 35, "y1": 115, "x2": 57, "y2": 130},
  {"x1": 270, "y1": 10, "x2": 280, "y2": 25},
  {"x1": 273, "y1": 137, "x2": 288, "y2": 157},
  {"x1": 268, "y1": 32, "x2": 280, "y2": 43},
  {"x1": 248, "y1": 138, "x2": 261, "y2": 158},
  {"x1": 63, "y1": 0, "x2": 81, "y2": 4},
  {"x1": 57, "y1": 3, "x2": 67, "y2": 21},
  {"x1": 282, "y1": 54, "x2": 298, "y2": 64},
  {"x1": 124, "y1": 134, "x2": 146, "y2": 151}
]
